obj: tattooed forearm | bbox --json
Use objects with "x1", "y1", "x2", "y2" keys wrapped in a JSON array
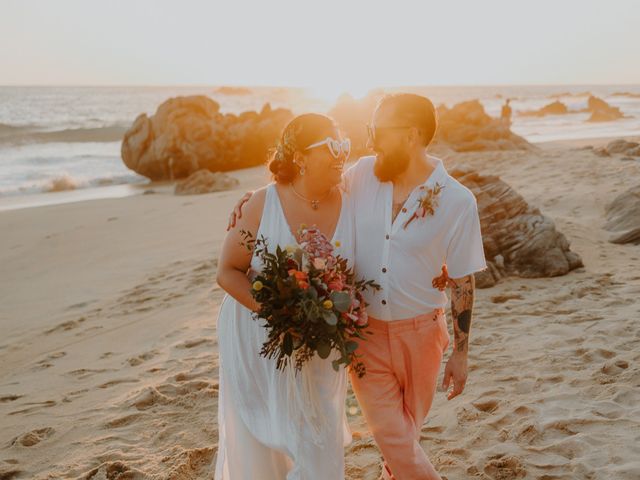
[{"x1": 450, "y1": 274, "x2": 475, "y2": 353}]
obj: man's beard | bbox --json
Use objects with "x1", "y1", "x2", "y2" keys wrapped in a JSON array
[{"x1": 373, "y1": 149, "x2": 411, "y2": 182}]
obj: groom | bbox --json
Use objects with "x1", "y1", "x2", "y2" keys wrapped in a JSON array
[{"x1": 230, "y1": 93, "x2": 486, "y2": 479}]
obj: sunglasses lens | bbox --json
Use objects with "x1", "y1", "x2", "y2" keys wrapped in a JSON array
[
  {"x1": 329, "y1": 140, "x2": 340, "y2": 158},
  {"x1": 342, "y1": 139, "x2": 351, "y2": 158}
]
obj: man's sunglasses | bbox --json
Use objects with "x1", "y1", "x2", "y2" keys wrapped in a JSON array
[{"x1": 367, "y1": 124, "x2": 416, "y2": 143}]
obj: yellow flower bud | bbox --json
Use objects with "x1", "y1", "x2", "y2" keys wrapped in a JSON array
[
  {"x1": 252, "y1": 281, "x2": 264, "y2": 291},
  {"x1": 323, "y1": 299, "x2": 334, "y2": 309}
]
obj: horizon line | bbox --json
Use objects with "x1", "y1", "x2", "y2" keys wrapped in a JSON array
[{"x1": 1, "y1": 82, "x2": 640, "y2": 89}]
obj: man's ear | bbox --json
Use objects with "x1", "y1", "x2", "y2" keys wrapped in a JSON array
[{"x1": 408, "y1": 126, "x2": 422, "y2": 147}]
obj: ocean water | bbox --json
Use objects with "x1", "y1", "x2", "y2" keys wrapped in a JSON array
[{"x1": 0, "y1": 85, "x2": 639, "y2": 200}]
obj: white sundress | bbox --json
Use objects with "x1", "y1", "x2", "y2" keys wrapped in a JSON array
[{"x1": 214, "y1": 183, "x2": 354, "y2": 480}]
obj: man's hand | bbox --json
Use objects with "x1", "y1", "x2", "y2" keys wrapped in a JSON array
[
  {"x1": 227, "y1": 191, "x2": 254, "y2": 231},
  {"x1": 442, "y1": 350, "x2": 468, "y2": 400}
]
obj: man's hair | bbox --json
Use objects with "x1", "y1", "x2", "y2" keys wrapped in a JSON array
[{"x1": 376, "y1": 93, "x2": 438, "y2": 147}]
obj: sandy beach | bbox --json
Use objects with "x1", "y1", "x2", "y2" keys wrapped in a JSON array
[{"x1": 1, "y1": 137, "x2": 639, "y2": 479}]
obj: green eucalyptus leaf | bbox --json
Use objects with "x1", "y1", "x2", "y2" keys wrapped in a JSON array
[{"x1": 330, "y1": 291, "x2": 351, "y2": 313}]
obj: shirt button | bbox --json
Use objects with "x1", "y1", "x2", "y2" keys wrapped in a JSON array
[
  {"x1": 381, "y1": 300, "x2": 387, "y2": 305},
  {"x1": 382, "y1": 267, "x2": 387, "y2": 273},
  {"x1": 402, "y1": 208, "x2": 407, "y2": 213},
  {"x1": 385, "y1": 234, "x2": 390, "y2": 240}
]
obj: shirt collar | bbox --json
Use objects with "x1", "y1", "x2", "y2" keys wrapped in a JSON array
[{"x1": 421, "y1": 155, "x2": 449, "y2": 191}]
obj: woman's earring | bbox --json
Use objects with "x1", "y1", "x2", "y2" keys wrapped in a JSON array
[{"x1": 298, "y1": 164, "x2": 305, "y2": 176}]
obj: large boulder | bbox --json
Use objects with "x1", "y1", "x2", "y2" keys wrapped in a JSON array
[
  {"x1": 604, "y1": 185, "x2": 640, "y2": 245},
  {"x1": 586, "y1": 95, "x2": 624, "y2": 122},
  {"x1": 450, "y1": 165, "x2": 584, "y2": 287},
  {"x1": 121, "y1": 96, "x2": 293, "y2": 181},
  {"x1": 174, "y1": 169, "x2": 239, "y2": 195}
]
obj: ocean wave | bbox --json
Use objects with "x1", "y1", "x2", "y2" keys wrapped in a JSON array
[
  {"x1": 0, "y1": 122, "x2": 43, "y2": 137},
  {"x1": 0, "y1": 173, "x2": 145, "y2": 196},
  {"x1": 0, "y1": 124, "x2": 128, "y2": 145}
]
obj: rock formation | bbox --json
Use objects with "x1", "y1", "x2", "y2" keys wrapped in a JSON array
[
  {"x1": 121, "y1": 96, "x2": 292, "y2": 181},
  {"x1": 604, "y1": 185, "x2": 640, "y2": 245},
  {"x1": 450, "y1": 165, "x2": 584, "y2": 287},
  {"x1": 519, "y1": 100, "x2": 569, "y2": 117},
  {"x1": 585, "y1": 96, "x2": 624, "y2": 122}
]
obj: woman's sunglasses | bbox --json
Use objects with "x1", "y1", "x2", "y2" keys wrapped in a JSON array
[
  {"x1": 367, "y1": 124, "x2": 415, "y2": 143},
  {"x1": 305, "y1": 137, "x2": 351, "y2": 159}
]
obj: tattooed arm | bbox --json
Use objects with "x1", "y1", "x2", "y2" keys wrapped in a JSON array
[
  {"x1": 441, "y1": 273, "x2": 475, "y2": 400},
  {"x1": 450, "y1": 274, "x2": 475, "y2": 353}
]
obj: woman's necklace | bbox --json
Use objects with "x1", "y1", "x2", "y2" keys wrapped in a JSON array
[{"x1": 290, "y1": 183, "x2": 332, "y2": 210}]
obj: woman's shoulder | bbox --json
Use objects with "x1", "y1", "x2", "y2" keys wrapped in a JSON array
[{"x1": 236, "y1": 184, "x2": 271, "y2": 228}]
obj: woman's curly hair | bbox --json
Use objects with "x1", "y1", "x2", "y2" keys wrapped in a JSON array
[{"x1": 268, "y1": 113, "x2": 336, "y2": 183}]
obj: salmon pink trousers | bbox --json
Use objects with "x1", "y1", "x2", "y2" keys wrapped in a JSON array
[{"x1": 349, "y1": 308, "x2": 450, "y2": 480}]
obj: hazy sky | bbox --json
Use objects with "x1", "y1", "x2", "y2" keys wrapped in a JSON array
[{"x1": 1, "y1": 0, "x2": 639, "y2": 95}]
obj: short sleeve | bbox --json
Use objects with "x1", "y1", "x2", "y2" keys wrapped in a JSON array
[{"x1": 445, "y1": 199, "x2": 488, "y2": 279}]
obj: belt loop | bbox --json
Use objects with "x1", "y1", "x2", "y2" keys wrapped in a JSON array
[{"x1": 414, "y1": 316, "x2": 419, "y2": 329}]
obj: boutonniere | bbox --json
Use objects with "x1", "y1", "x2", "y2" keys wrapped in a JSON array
[{"x1": 403, "y1": 182, "x2": 444, "y2": 229}]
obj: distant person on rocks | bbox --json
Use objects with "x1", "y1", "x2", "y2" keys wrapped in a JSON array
[{"x1": 501, "y1": 99, "x2": 513, "y2": 127}]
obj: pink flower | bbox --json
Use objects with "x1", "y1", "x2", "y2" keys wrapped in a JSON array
[
  {"x1": 355, "y1": 310, "x2": 368, "y2": 326},
  {"x1": 312, "y1": 257, "x2": 327, "y2": 270}
]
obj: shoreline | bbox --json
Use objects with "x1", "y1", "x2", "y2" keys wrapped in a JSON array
[{"x1": 1, "y1": 135, "x2": 637, "y2": 213}]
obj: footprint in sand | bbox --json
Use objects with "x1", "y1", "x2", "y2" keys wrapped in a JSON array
[
  {"x1": 82, "y1": 461, "x2": 145, "y2": 480},
  {"x1": 32, "y1": 351, "x2": 67, "y2": 370},
  {"x1": 61, "y1": 388, "x2": 89, "y2": 403},
  {"x1": 97, "y1": 378, "x2": 140, "y2": 389},
  {"x1": 0, "y1": 463, "x2": 22, "y2": 480},
  {"x1": 66, "y1": 368, "x2": 114, "y2": 380},
  {"x1": 483, "y1": 454, "x2": 526, "y2": 479},
  {"x1": 174, "y1": 338, "x2": 214, "y2": 349},
  {"x1": 472, "y1": 399, "x2": 500, "y2": 414},
  {"x1": 126, "y1": 349, "x2": 158, "y2": 366},
  {"x1": 9, "y1": 427, "x2": 55, "y2": 446},
  {"x1": 44, "y1": 317, "x2": 86, "y2": 334},
  {"x1": 490, "y1": 294, "x2": 523, "y2": 304},
  {"x1": 103, "y1": 413, "x2": 144, "y2": 429},
  {"x1": 0, "y1": 394, "x2": 23, "y2": 403},
  {"x1": 601, "y1": 359, "x2": 629, "y2": 376},
  {"x1": 8, "y1": 400, "x2": 57, "y2": 416}
]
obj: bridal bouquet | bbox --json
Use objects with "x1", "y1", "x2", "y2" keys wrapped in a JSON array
[{"x1": 241, "y1": 226, "x2": 379, "y2": 378}]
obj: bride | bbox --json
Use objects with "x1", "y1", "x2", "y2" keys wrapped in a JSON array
[{"x1": 214, "y1": 113, "x2": 354, "y2": 479}]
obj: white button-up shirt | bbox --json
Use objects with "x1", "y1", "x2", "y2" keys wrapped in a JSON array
[{"x1": 344, "y1": 155, "x2": 487, "y2": 321}]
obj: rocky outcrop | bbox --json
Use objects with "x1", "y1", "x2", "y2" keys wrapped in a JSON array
[
  {"x1": 436, "y1": 101, "x2": 532, "y2": 152},
  {"x1": 604, "y1": 185, "x2": 640, "y2": 245},
  {"x1": 450, "y1": 165, "x2": 584, "y2": 288},
  {"x1": 586, "y1": 96, "x2": 624, "y2": 122},
  {"x1": 213, "y1": 86, "x2": 252, "y2": 95},
  {"x1": 591, "y1": 139, "x2": 640, "y2": 158},
  {"x1": 328, "y1": 93, "x2": 532, "y2": 157},
  {"x1": 519, "y1": 100, "x2": 569, "y2": 117},
  {"x1": 611, "y1": 92, "x2": 640, "y2": 98},
  {"x1": 121, "y1": 96, "x2": 292, "y2": 181},
  {"x1": 174, "y1": 170, "x2": 239, "y2": 195}
]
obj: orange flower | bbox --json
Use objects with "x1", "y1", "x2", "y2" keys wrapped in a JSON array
[{"x1": 288, "y1": 269, "x2": 310, "y2": 289}]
